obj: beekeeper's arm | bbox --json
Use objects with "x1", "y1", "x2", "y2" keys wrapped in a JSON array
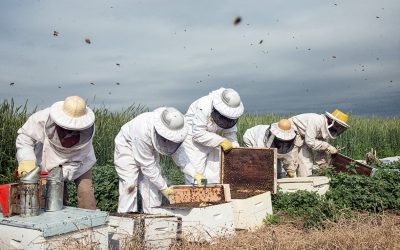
[
  {"x1": 133, "y1": 138, "x2": 168, "y2": 191},
  {"x1": 192, "y1": 105, "x2": 225, "y2": 147},
  {"x1": 304, "y1": 122, "x2": 330, "y2": 151},
  {"x1": 222, "y1": 126, "x2": 239, "y2": 147},
  {"x1": 15, "y1": 111, "x2": 46, "y2": 175}
]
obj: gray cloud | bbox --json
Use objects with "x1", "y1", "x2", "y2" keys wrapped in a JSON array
[{"x1": 0, "y1": 0, "x2": 399, "y2": 116}]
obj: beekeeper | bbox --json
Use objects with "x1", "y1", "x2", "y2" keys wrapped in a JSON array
[
  {"x1": 114, "y1": 107, "x2": 188, "y2": 213},
  {"x1": 172, "y1": 87, "x2": 244, "y2": 185},
  {"x1": 288, "y1": 109, "x2": 350, "y2": 177},
  {"x1": 16, "y1": 96, "x2": 97, "y2": 209},
  {"x1": 243, "y1": 119, "x2": 297, "y2": 177}
]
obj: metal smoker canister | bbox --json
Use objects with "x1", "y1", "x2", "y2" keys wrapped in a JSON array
[
  {"x1": 19, "y1": 166, "x2": 41, "y2": 217},
  {"x1": 45, "y1": 165, "x2": 64, "y2": 211}
]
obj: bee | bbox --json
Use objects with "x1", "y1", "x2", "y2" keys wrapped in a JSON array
[
  {"x1": 53, "y1": 31, "x2": 59, "y2": 36},
  {"x1": 85, "y1": 38, "x2": 91, "y2": 44},
  {"x1": 233, "y1": 16, "x2": 242, "y2": 25}
]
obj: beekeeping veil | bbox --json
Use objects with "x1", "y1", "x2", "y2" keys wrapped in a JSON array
[
  {"x1": 46, "y1": 96, "x2": 95, "y2": 151},
  {"x1": 211, "y1": 88, "x2": 244, "y2": 129},
  {"x1": 325, "y1": 109, "x2": 350, "y2": 139},
  {"x1": 265, "y1": 119, "x2": 296, "y2": 155},
  {"x1": 152, "y1": 107, "x2": 188, "y2": 156}
]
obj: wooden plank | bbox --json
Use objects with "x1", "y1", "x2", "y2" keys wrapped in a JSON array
[
  {"x1": 220, "y1": 147, "x2": 277, "y2": 197},
  {"x1": 330, "y1": 153, "x2": 374, "y2": 176},
  {"x1": 169, "y1": 184, "x2": 229, "y2": 205}
]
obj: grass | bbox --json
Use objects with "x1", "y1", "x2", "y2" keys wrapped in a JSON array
[{"x1": 172, "y1": 213, "x2": 400, "y2": 250}]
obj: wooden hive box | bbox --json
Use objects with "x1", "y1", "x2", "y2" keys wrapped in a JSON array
[
  {"x1": 330, "y1": 153, "x2": 374, "y2": 176},
  {"x1": 151, "y1": 184, "x2": 235, "y2": 242},
  {"x1": 108, "y1": 213, "x2": 182, "y2": 250},
  {"x1": 0, "y1": 206, "x2": 108, "y2": 250},
  {"x1": 220, "y1": 147, "x2": 277, "y2": 230}
]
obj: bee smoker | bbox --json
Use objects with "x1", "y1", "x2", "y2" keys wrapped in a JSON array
[
  {"x1": 18, "y1": 166, "x2": 41, "y2": 217},
  {"x1": 45, "y1": 165, "x2": 64, "y2": 211}
]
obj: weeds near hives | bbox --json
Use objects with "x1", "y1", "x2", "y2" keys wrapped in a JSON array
[
  {"x1": 172, "y1": 213, "x2": 400, "y2": 250},
  {"x1": 1, "y1": 100, "x2": 400, "y2": 212}
]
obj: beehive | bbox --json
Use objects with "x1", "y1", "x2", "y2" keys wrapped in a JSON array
[
  {"x1": 0, "y1": 206, "x2": 108, "y2": 249},
  {"x1": 108, "y1": 213, "x2": 182, "y2": 249},
  {"x1": 277, "y1": 176, "x2": 330, "y2": 195},
  {"x1": 151, "y1": 184, "x2": 235, "y2": 242},
  {"x1": 220, "y1": 147, "x2": 276, "y2": 229},
  {"x1": 330, "y1": 153, "x2": 374, "y2": 176}
]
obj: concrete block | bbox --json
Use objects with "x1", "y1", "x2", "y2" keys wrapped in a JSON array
[
  {"x1": 277, "y1": 176, "x2": 330, "y2": 195},
  {"x1": 231, "y1": 191, "x2": 272, "y2": 230},
  {"x1": 108, "y1": 214, "x2": 181, "y2": 249},
  {"x1": 152, "y1": 202, "x2": 235, "y2": 242}
]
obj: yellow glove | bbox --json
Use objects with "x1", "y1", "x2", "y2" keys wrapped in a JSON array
[
  {"x1": 194, "y1": 172, "x2": 206, "y2": 187},
  {"x1": 18, "y1": 160, "x2": 36, "y2": 177},
  {"x1": 161, "y1": 187, "x2": 175, "y2": 202},
  {"x1": 219, "y1": 139, "x2": 233, "y2": 152},
  {"x1": 327, "y1": 145, "x2": 338, "y2": 154},
  {"x1": 286, "y1": 170, "x2": 296, "y2": 178}
]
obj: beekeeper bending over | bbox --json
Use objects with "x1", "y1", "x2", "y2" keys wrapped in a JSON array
[
  {"x1": 16, "y1": 96, "x2": 97, "y2": 209},
  {"x1": 114, "y1": 107, "x2": 188, "y2": 213},
  {"x1": 172, "y1": 87, "x2": 244, "y2": 185},
  {"x1": 288, "y1": 109, "x2": 350, "y2": 177},
  {"x1": 243, "y1": 119, "x2": 297, "y2": 178}
]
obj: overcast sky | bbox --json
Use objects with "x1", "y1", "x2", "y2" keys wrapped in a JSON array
[{"x1": 1, "y1": 0, "x2": 399, "y2": 116}]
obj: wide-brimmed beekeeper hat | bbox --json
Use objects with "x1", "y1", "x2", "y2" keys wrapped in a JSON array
[
  {"x1": 325, "y1": 109, "x2": 350, "y2": 128},
  {"x1": 212, "y1": 88, "x2": 244, "y2": 119},
  {"x1": 50, "y1": 96, "x2": 95, "y2": 130},
  {"x1": 270, "y1": 119, "x2": 296, "y2": 141},
  {"x1": 153, "y1": 107, "x2": 188, "y2": 143}
]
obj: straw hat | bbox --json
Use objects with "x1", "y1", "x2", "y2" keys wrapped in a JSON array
[
  {"x1": 50, "y1": 96, "x2": 95, "y2": 130},
  {"x1": 270, "y1": 119, "x2": 296, "y2": 141},
  {"x1": 325, "y1": 109, "x2": 350, "y2": 128}
]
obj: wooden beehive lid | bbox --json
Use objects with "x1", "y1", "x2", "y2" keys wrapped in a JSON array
[
  {"x1": 220, "y1": 147, "x2": 277, "y2": 194},
  {"x1": 330, "y1": 153, "x2": 374, "y2": 176}
]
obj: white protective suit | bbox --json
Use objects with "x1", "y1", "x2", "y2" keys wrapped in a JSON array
[
  {"x1": 16, "y1": 108, "x2": 96, "y2": 181},
  {"x1": 172, "y1": 89, "x2": 240, "y2": 184},
  {"x1": 288, "y1": 113, "x2": 332, "y2": 177},
  {"x1": 114, "y1": 111, "x2": 169, "y2": 213},
  {"x1": 243, "y1": 125, "x2": 295, "y2": 171}
]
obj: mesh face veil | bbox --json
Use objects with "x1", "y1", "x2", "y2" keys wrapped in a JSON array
[
  {"x1": 153, "y1": 130, "x2": 183, "y2": 156},
  {"x1": 326, "y1": 117, "x2": 347, "y2": 137},
  {"x1": 210, "y1": 108, "x2": 238, "y2": 129},
  {"x1": 271, "y1": 137, "x2": 295, "y2": 154}
]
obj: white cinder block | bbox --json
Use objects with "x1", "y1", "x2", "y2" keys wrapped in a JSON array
[
  {"x1": 231, "y1": 191, "x2": 273, "y2": 230},
  {"x1": 152, "y1": 202, "x2": 235, "y2": 242},
  {"x1": 0, "y1": 224, "x2": 108, "y2": 250},
  {"x1": 108, "y1": 215, "x2": 181, "y2": 249},
  {"x1": 277, "y1": 176, "x2": 330, "y2": 195}
]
